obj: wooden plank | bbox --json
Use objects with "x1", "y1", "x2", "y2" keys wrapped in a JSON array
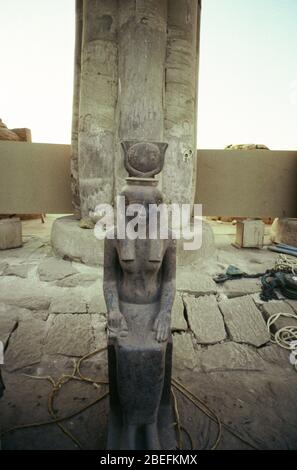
[
  {"x1": 0, "y1": 142, "x2": 73, "y2": 214},
  {"x1": 196, "y1": 149, "x2": 297, "y2": 217},
  {"x1": 1, "y1": 143, "x2": 297, "y2": 217}
]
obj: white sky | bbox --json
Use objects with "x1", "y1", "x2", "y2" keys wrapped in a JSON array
[{"x1": 0, "y1": 0, "x2": 296, "y2": 150}]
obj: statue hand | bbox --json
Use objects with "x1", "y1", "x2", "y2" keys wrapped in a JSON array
[
  {"x1": 108, "y1": 311, "x2": 128, "y2": 337},
  {"x1": 153, "y1": 313, "x2": 170, "y2": 343}
]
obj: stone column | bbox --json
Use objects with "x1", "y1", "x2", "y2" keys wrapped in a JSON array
[
  {"x1": 71, "y1": 0, "x2": 201, "y2": 215},
  {"x1": 78, "y1": 0, "x2": 118, "y2": 219},
  {"x1": 53, "y1": 1, "x2": 211, "y2": 266},
  {"x1": 71, "y1": 0, "x2": 83, "y2": 219},
  {"x1": 163, "y1": 0, "x2": 201, "y2": 205}
]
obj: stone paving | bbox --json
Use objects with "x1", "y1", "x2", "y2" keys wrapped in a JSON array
[{"x1": 0, "y1": 231, "x2": 297, "y2": 450}]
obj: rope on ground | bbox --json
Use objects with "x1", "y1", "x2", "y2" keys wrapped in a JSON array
[
  {"x1": 0, "y1": 347, "x2": 109, "y2": 449},
  {"x1": 266, "y1": 312, "x2": 297, "y2": 372},
  {"x1": 274, "y1": 254, "x2": 297, "y2": 275},
  {"x1": 172, "y1": 378, "x2": 259, "y2": 450},
  {"x1": 1, "y1": 346, "x2": 260, "y2": 450}
]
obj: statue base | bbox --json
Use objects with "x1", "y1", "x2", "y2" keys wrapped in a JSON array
[{"x1": 107, "y1": 337, "x2": 176, "y2": 450}]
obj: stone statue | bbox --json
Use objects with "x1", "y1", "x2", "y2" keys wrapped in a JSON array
[{"x1": 104, "y1": 141, "x2": 176, "y2": 450}]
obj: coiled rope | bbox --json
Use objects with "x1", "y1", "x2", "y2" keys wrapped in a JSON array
[{"x1": 274, "y1": 254, "x2": 297, "y2": 275}]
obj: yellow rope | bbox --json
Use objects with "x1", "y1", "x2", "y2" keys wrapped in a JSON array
[
  {"x1": 172, "y1": 378, "x2": 259, "y2": 450},
  {"x1": 1, "y1": 346, "x2": 260, "y2": 450},
  {"x1": 0, "y1": 347, "x2": 109, "y2": 448}
]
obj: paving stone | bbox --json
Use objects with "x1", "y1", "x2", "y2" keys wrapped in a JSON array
[
  {"x1": 221, "y1": 279, "x2": 262, "y2": 298},
  {"x1": 199, "y1": 342, "x2": 266, "y2": 372},
  {"x1": 44, "y1": 314, "x2": 94, "y2": 357},
  {"x1": 0, "y1": 317, "x2": 17, "y2": 348},
  {"x1": 184, "y1": 295, "x2": 226, "y2": 344},
  {"x1": 285, "y1": 299, "x2": 297, "y2": 314},
  {"x1": 56, "y1": 272, "x2": 99, "y2": 287},
  {"x1": 171, "y1": 294, "x2": 188, "y2": 331},
  {"x1": 88, "y1": 293, "x2": 107, "y2": 314},
  {"x1": 4, "y1": 319, "x2": 47, "y2": 371},
  {"x1": 49, "y1": 293, "x2": 87, "y2": 314},
  {"x1": 257, "y1": 344, "x2": 292, "y2": 369},
  {"x1": 177, "y1": 272, "x2": 217, "y2": 296},
  {"x1": 4, "y1": 264, "x2": 31, "y2": 278},
  {"x1": 251, "y1": 292, "x2": 266, "y2": 306},
  {"x1": 261, "y1": 300, "x2": 297, "y2": 332},
  {"x1": 0, "y1": 302, "x2": 31, "y2": 321},
  {"x1": 0, "y1": 303, "x2": 49, "y2": 323},
  {"x1": 0, "y1": 278, "x2": 51, "y2": 310},
  {"x1": 28, "y1": 310, "x2": 50, "y2": 321},
  {"x1": 90, "y1": 313, "x2": 107, "y2": 350},
  {"x1": 219, "y1": 295, "x2": 270, "y2": 347},
  {"x1": 0, "y1": 261, "x2": 8, "y2": 275},
  {"x1": 38, "y1": 258, "x2": 78, "y2": 282},
  {"x1": 172, "y1": 332, "x2": 198, "y2": 370}
]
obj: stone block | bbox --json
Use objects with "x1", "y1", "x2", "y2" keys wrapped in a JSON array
[
  {"x1": 44, "y1": 314, "x2": 94, "y2": 357},
  {"x1": 219, "y1": 295, "x2": 269, "y2": 347},
  {"x1": 0, "y1": 278, "x2": 51, "y2": 310},
  {"x1": 4, "y1": 319, "x2": 46, "y2": 371},
  {"x1": 184, "y1": 295, "x2": 226, "y2": 344},
  {"x1": 0, "y1": 317, "x2": 17, "y2": 348},
  {"x1": 200, "y1": 342, "x2": 265, "y2": 372},
  {"x1": 171, "y1": 294, "x2": 187, "y2": 331},
  {"x1": 56, "y1": 272, "x2": 99, "y2": 287},
  {"x1": 222, "y1": 279, "x2": 262, "y2": 298},
  {"x1": 4, "y1": 263, "x2": 31, "y2": 278},
  {"x1": 88, "y1": 293, "x2": 107, "y2": 314},
  {"x1": 38, "y1": 257, "x2": 78, "y2": 282},
  {"x1": 172, "y1": 332, "x2": 198, "y2": 370},
  {"x1": 262, "y1": 300, "x2": 297, "y2": 332},
  {"x1": 49, "y1": 293, "x2": 87, "y2": 314},
  {"x1": 0, "y1": 218, "x2": 22, "y2": 250},
  {"x1": 177, "y1": 271, "x2": 217, "y2": 296}
]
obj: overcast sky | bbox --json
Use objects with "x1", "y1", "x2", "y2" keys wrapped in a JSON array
[{"x1": 0, "y1": 0, "x2": 296, "y2": 150}]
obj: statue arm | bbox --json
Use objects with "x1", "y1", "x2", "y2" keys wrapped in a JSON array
[
  {"x1": 103, "y1": 237, "x2": 120, "y2": 313},
  {"x1": 103, "y1": 237, "x2": 127, "y2": 334},
  {"x1": 153, "y1": 238, "x2": 176, "y2": 342}
]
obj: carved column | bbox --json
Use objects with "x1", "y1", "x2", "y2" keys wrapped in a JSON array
[
  {"x1": 71, "y1": 0, "x2": 201, "y2": 217},
  {"x1": 163, "y1": 0, "x2": 201, "y2": 205},
  {"x1": 78, "y1": 0, "x2": 118, "y2": 219}
]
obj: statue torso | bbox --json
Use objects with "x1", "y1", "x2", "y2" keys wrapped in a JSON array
[{"x1": 117, "y1": 238, "x2": 166, "y2": 304}]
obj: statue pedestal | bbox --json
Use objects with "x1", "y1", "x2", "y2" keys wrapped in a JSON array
[
  {"x1": 51, "y1": 215, "x2": 104, "y2": 265},
  {"x1": 51, "y1": 216, "x2": 215, "y2": 267}
]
